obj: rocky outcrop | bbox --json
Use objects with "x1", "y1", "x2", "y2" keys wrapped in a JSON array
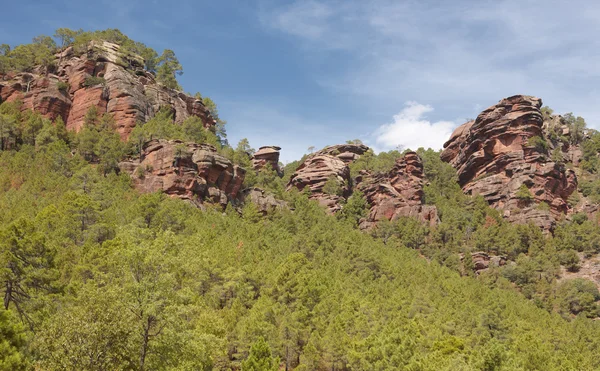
[
  {"x1": 252, "y1": 146, "x2": 281, "y2": 174},
  {"x1": 0, "y1": 42, "x2": 216, "y2": 139},
  {"x1": 286, "y1": 144, "x2": 369, "y2": 213},
  {"x1": 462, "y1": 252, "x2": 507, "y2": 274},
  {"x1": 357, "y1": 152, "x2": 438, "y2": 229},
  {"x1": 240, "y1": 187, "x2": 287, "y2": 214},
  {"x1": 119, "y1": 139, "x2": 245, "y2": 207},
  {"x1": 0, "y1": 74, "x2": 71, "y2": 122},
  {"x1": 441, "y1": 95, "x2": 577, "y2": 229}
]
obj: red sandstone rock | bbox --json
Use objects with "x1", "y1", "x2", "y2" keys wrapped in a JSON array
[
  {"x1": 441, "y1": 95, "x2": 577, "y2": 230},
  {"x1": 286, "y1": 144, "x2": 368, "y2": 213},
  {"x1": 0, "y1": 41, "x2": 216, "y2": 139},
  {"x1": 357, "y1": 152, "x2": 438, "y2": 228},
  {"x1": 119, "y1": 139, "x2": 245, "y2": 207},
  {"x1": 252, "y1": 146, "x2": 281, "y2": 173}
]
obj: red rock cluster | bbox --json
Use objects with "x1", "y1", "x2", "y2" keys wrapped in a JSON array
[
  {"x1": 119, "y1": 139, "x2": 245, "y2": 207},
  {"x1": 441, "y1": 95, "x2": 577, "y2": 229},
  {"x1": 286, "y1": 144, "x2": 369, "y2": 213},
  {"x1": 0, "y1": 42, "x2": 215, "y2": 140},
  {"x1": 357, "y1": 152, "x2": 438, "y2": 229},
  {"x1": 251, "y1": 146, "x2": 281, "y2": 174}
]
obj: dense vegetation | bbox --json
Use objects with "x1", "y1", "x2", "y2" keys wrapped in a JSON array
[
  {"x1": 3, "y1": 32, "x2": 600, "y2": 370},
  {"x1": 0, "y1": 28, "x2": 183, "y2": 89},
  {"x1": 0, "y1": 101, "x2": 600, "y2": 370}
]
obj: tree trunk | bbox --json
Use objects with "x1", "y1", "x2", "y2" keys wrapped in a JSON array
[
  {"x1": 3, "y1": 281, "x2": 11, "y2": 310},
  {"x1": 139, "y1": 316, "x2": 153, "y2": 371}
]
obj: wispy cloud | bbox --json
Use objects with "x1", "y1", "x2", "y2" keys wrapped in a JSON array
[{"x1": 260, "y1": 0, "x2": 600, "y2": 132}]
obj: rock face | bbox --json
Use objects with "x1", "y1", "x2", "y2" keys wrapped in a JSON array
[
  {"x1": 0, "y1": 42, "x2": 216, "y2": 140},
  {"x1": 251, "y1": 146, "x2": 281, "y2": 174},
  {"x1": 286, "y1": 144, "x2": 369, "y2": 213},
  {"x1": 286, "y1": 145, "x2": 438, "y2": 227},
  {"x1": 240, "y1": 187, "x2": 287, "y2": 214},
  {"x1": 357, "y1": 152, "x2": 438, "y2": 229},
  {"x1": 462, "y1": 252, "x2": 507, "y2": 274},
  {"x1": 441, "y1": 95, "x2": 577, "y2": 229},
  {"x1": 119, "y1": 139, "x2": 245, "y2": 207}
]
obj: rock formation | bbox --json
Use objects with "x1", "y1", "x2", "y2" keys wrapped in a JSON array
[
  {"x1": 240, "y1": 187, "x2": 287, "y2": 215},
  {"x1": 0, "y1": 42, "x2": 215, "y2": 140},
  {"x1": 286, "y1": 144, "x2": 369, "y2": 213},
  {"x1": 286, "y1": 145, "x2": 438, "y2": 227},
  {"x1": 441, "y1": 95, "x2": 577, "y2": 229},
  {"x1": 251, "y1": 146, "x2": 281, "y2": 174},
  {"x1": 357, "y1": 152, "x2": 438, "y2": 229},
  {"x1": 119, "y1": 139, "x2": 245, "y2": 207},
  {"x1": 462, "y1": 252, "x2": 507, "y2": 274}
]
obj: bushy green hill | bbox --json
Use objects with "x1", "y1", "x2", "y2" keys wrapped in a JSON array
[{"x1": 0, "y1": 131, "x2": 599, "y2": 370}]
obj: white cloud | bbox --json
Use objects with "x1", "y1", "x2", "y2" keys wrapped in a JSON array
[{"x1": 374, "y1": 102, "x2": 456, "y2": 151}]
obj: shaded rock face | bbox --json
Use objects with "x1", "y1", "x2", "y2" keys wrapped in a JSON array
[
  {"x1": 357, "y1": 152, "x2": 438, "y2": 229},
  {"x1": 441, "y1": 95, "x2": 577, "y2": 229},
  {"x1": 251, "y1": 146, "x2": 281, "y2": 174},
  {"x1": 286, "y1": 144, "x2": 369, "y2": 213},
  {"x1": 0, "y1": 42, "x2": 216, "y2": 140},
  {"x1": 119, "y1": 139, "x2": 245, "y2": 207},
  {"x1": 462, "y1": 252, "x2": 507, "y2": 274},
  {"x1": 240, "y1": 187, "x2": 287, "y2": 215}
]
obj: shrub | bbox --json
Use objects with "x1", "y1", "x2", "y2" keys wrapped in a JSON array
[
  {"x1": 571, "y1": 213, "x2": 588, "y2": 225},
  {"x1": 323, "y1": 176, "x2": 342, "y2": 196},
  {"x1": 559, "y1": 250, "x2": 580, "y2": 272},
  {"x1": 516, "y1": 184, "x2": 533, "y2": 201},
  {"x1": 56, "y1": 81, "x2": 69, "y2": 93},
  {"x1": 83, "y1": 76, "x2": 106, "y2": 87},
  {"x1": 527, "y1": 136, "x2": 549, "y2": 153},
  {"x1": 536, "y1": 201, "x2": 550, "y2": 211}
]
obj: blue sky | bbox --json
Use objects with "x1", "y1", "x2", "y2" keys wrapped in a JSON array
[{"x1": 3, "y1": 0, "x2": 600, "y2": 162}]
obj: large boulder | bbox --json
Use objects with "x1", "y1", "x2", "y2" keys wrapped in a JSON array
[
  {"x1": 119, "y1": 139, "x2": 245, "y2": 207},
  {"x1": 357, "y1": 152, "x2": 438, "y2": 229},
  {"x1": 441, "y1": 95, "x2": 577, "y2": 229}
]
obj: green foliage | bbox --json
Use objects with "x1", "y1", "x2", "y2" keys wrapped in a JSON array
[
  {"x1": 242, "y1": 337, "x2": 279, "y2": 371},
  {"x1": 551, "y1": 147, "x2": 564, "y2": 164},
  {"x1": 56, "y1": 81, "x2": 69, "y2": 93},
  {"x1": 541, "y1": 106, "x2": 554, "y2": 120},
  {"x1": 74, "y1": 107, "x2": 126, "y2": 175},
  {"x1": 233, "y1": 138, "x2": 254, "y2": 168},
  {"x1": 562, "y1": 112, "x2": 587, "y2": 145},
  {"x1": 322, "y1": 176, "x2": 342, "y2": 196},
  {"x1": 128, "y1": 108, "x2": 222, "y2": 157},
  {"x1": 348, "y1": 149, "x2": 402, "y2": 178},
  {"x1": 581, "y1": 130, "x2": 600, "y2": 173},
  {"x1": 527, "y1": 136, "x2": 549, "y2": 153},
  {"x1": 83, "y1": 76, "x2": 106, "y2": 87},
  {"x1": 536, "y1": 201, "x2": 551, "y2": 211},
  {"x1": 0, "y1": 308, "x2": 28, "y2": 370},
  {"x1": 0, "y1": 138, "x2": 599, "y2": 369},
  {"x1": 337, "y1": 190, "x2": 368, "y2": 227},
  {"x1": 553, "y1": 279, "x2": 600, "y2": 318},
  {"x1": 516, "y1": 184, "x2": 533, "y2": 201},
  {"x1": 156, "y1": 49, "x2": 183, "y2": 89},
  {"x1": 558, "y1": 250, "x2": 580, "y2": 272},
  {"x1": 201, "y1": 96, "x2": 228, "y2": 145}
]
